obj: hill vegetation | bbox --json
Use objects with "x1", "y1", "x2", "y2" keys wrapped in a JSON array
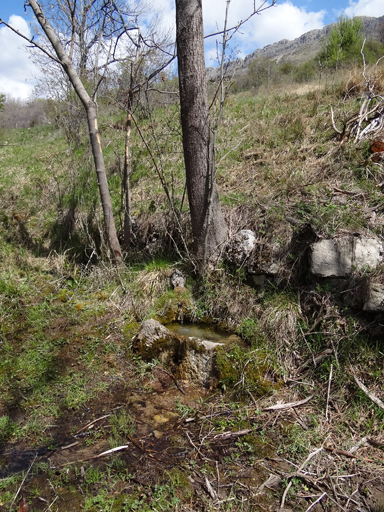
[{"x1": 1, "y1": 26, "x2": 384, "y2": 511}]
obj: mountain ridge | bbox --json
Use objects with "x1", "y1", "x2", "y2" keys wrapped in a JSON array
[{"x1": 207, "y1": 15, "x2": 384, "y2": 79}]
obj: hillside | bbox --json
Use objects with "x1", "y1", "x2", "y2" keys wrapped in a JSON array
[
  {"x1": 207, "y1": 14, "x2": 384, "y2": 79},
  {"x1": 1, "y1": 68, "x2": 384, "y2": 511}
]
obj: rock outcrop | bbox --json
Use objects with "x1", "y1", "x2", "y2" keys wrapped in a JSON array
[
  {"x1": 207, "y1": 15, "x2": 384, "y2": 80},
  {"x1": 310, "y1": 236, "x2": 383, "y2": 277},
  {"x1": 132, "y1": 319, "x2": 225, "y2": 386}
]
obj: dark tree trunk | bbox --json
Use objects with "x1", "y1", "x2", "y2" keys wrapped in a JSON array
[
  {"x1": 28, "y1": 0, "x2": 122, "y2": 264},
  {"x1": 175, "y1": 0, "x2": 227, "y2": 266}
]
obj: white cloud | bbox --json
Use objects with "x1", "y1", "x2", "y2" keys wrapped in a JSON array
[
  {"x1": 203, "y1": 0, "x2": 326, "y2": 57},
  {"x1": 344, "y1": 0, "x2": 384, "y2": 17},
  {"x1": 0, "y1": 15, "x2": 37, "y2": 100}
]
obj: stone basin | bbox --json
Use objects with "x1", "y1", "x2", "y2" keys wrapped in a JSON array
[{"x1": 132, "y1": 319, "x2": 241, "y2": 386}]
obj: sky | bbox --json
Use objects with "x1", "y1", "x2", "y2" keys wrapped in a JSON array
[{"x1": 0, "y1": 0, "x2": 383, "y2": 100}]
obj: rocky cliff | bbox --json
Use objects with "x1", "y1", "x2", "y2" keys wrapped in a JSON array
[{"x1": 207, "y1": 15, "x2": 384, "y2": 80}]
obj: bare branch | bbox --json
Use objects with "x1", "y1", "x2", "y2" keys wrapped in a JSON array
[
  {"x1": 204, "y1": 0, "x2": 277, "y2": 39},
  {"x1": 0, "y1": 18, "x2": 60, "y2": 63}
]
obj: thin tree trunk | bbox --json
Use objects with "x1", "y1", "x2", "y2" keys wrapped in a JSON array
[
  {"x1": 123, "y1": 107, "x2": 132, "y2": 251},
  {"x1": 28, "y1": 0, "x2": 122, "y2": 264},
  {"x1": 175, "y1": 0, "x2": 227, "y2": 266}
]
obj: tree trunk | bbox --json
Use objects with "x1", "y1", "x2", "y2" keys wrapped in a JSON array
[
  {"x1": 123, "y1": 108, "x2": 132, "y2": 251},
  {"x1": 28, "y1": 0, "x2": 122, "y2": 264},
  {"x1": 175, "y1": 0, "x2": 227, "y2": 266}
]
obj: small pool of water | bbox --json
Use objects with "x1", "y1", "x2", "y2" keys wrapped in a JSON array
[{"x1": 167, "y1": 322, "x2": 231, "y2": 343}]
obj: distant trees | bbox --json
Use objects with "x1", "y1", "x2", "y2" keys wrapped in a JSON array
[
  {"x1": 320, "y1": 16, "x2": 364, "y2": 69},
  {"x1": 1, "y1": 0, "x2": 173, "y2": 264},
  {"x1": 0, "y1": 98, "x2": 49, "y2": 129}
]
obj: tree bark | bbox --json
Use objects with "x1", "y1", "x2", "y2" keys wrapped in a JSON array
[
  {"x1": 123, "y1": 107, "x2": 133, "y2": 251},
  {"x1": 27, "y1": 0, "x2": 122, "y2": 264},
  {"x1": 175, "y1": 0, "x2": 227, "y2": 266}
]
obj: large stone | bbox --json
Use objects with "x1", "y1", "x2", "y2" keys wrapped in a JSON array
[
  {"x1": 226, "y1": 230, "x2": 256, "y2": 266},
  {"x1": 132, "y1": 319, "x2": 224, "y2": 386},
  {"x1": 310, "y1": 237, "x2": 383, "y2": 277},
  {"x1": 354, "y1": 237, "x2": 383, "y2": 271},
  {"x1": 170, "y1": 270, "x2": 186, "y2": 289},
  {"x1": 363, "y1": 282, "x2": 384, "y2": 311},
  {"x1": 311, "y1": 238, "x2": 353, "y2": 277}
]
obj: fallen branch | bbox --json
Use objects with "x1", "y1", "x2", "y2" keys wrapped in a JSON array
[
  {"x1": 281, "y1": 447, "x2": 323, "y2": 509},
  {"x1": 157, "y1": 367, "x2": 186, "y2": 395},
  {"x1": 205, "y1": 476, "x2": 218, "y2": 500},
  {"x1": 325, "y1": 364, "x2": 333, "y2": 422},
  {"x1": 264, "y1": 395, "x2": 313, "y2": 411},
  {"x1": 325, "y1": 445, "x2": 375, "y2": 463},
  {"x1": 57, "y1": 444, "x2": 130, "y2": 467},
  {"x1": 185, "y1": 431, "x2": 210, "y2": 461},
  {"x1": 212, "y1": 429, "x2": 252, "y2": 440},
  {"x1": 75, "y1": 414, "x2": 111, "y2": 434},
  {"x1": 351, "y1": 367, "x2": 384, "y2": 411},
  {"x1": 9, "y1": 454, "x2": 37, "y2": 512},
  {"x1": 61, "y1": 441, "x2": 80, "y2": 451},
  {"x1": 305, "y1": 492, "x2": 327, "y2": 512}
]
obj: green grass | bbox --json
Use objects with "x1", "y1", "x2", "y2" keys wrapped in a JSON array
[{"x1": 1, "y1": 72, "x2": 384, "y2": 511}]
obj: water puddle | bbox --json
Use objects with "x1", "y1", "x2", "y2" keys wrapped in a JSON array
[{"x1": 166, "y1": 322, "x2": 232, "y2": 343}]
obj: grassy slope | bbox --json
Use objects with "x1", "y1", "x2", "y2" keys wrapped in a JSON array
[{"x1": 1, "y1": 75, "x2": 384, "y2": 511}]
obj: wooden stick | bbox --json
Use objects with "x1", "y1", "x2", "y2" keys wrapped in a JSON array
[
  {"x1": 325, "y1": 364, "x2": 333, "y2": 422},
  {"x1": 351, "y1": 367, "x2": 384, "y2": 411},
  {"x1": 212, "y1": 429, "x2": 252, "y2": 440},
  {"x1": 264, "y1": 395, "x2": 313, "y2": 411},
  {"x1": 157, "y1": 367, "x2": 186, "y2": 395},
  {"x1": 281, "y1": 447, "x2": 323, "y2": 509},
  {"x1": 75, "y1": 414, "x2": 111, "y2": 434},
  {"x1": 305, "y1": 492, "x2": 327, "y2": 512},
  {"x1": 9, "y1": 454, "x2": 37, "y2": 512}
]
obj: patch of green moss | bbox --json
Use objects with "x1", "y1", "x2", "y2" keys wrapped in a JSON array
[
  {"x1": 154, "y1": 288, "x2": 195, "y2": 324},
  {"x1": 216, "y1": 342, "x2": 278, "y2": 397}
]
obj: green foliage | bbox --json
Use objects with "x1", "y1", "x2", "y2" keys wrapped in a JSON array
[
  {"x1": 0, "y1": 93, "x2": 5, "y2": 111},
  {"x1": 293, "y1": 60, "x2": 316, "y2": 82},
  {"x1": 109, "y1": 409, "x2": 136, "y2": 445},
  {"x1": 248, "y1": 58, "x2": 279, "y2": 89},
  {"x1": 216, "y1": 343, "x2": 277, "y2": 397},
  {"x1": 236, "y1": 316, "x2": 264, "y2": 346},
  {"x1": 320, "y1": 16, "x2": 364, "y2": 68},
  {"x1": 0, "y1": 415, "x2": 17, "y2": 444}
]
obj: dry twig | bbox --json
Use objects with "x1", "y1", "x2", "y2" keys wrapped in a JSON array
[
  {"x1": 280, "y1": 447, "x2": 323, "y2": 509},
  {"x1": 264, "y1": 395, "x2": 313, "y2": 411},
  {"x1": 351, "y1": 367, "x2": 384, "y2": 411}
]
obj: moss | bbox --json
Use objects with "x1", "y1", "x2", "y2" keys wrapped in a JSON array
[
  {"x1": 216, "y1": 342, "x2": 278, "y2": 396},
  {"x1": 154, "y1": 287, "x2": 195, "y2": 325},
  {"x1": 122, "y1": 320, "x2": 141, "y2": 340}
]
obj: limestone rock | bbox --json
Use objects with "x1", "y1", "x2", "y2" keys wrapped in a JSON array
[
  {"x1": 354, "y1": 237, "x2": 383, "y2": 270},
  {"x1": 363, "y1": 282, "x2": 384, "y2": 311},
  {"x1": 311, "y1": 238, "x2": 353, "y2": 277},
  {"x1": 170, "y1": 269, "x2": 186, "y2": 289},
  {"x1": 310, "y1": 236, "x2": 383, "y2": 277},
  {"x1": 132, "y1": 319, "x2": 180, "y2": 363},
  {"x1": 132, "y1": 319, "x2": 224, "y2": 386},
  {"x1": 226, "y1": 230, "x2": 256, "y2": 265},
  {"x1": 176, "y1": 338, "x2": 224, "y2": 386}
]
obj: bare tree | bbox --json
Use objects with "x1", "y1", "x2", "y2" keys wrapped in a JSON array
[
  {"x1": 175, "y1": 0, "x2": 276, "y2": 269},
  {"x1": 1, "y1": 0, "x2": 174, "y2": 263},
  {"x1": 0, "y1": 0, "x2": 124, "y2": 262}
]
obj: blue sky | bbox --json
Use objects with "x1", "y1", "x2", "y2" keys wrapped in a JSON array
[{"x1": 0, "y1": 0, "x2": 384, "y2": 99}]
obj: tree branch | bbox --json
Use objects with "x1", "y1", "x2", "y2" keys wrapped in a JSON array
[{"x1": 0, "y1": 18, "x2": 60, "y2": 64}]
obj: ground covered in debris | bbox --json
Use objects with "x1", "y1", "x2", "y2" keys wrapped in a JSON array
[{"x1": 2, "y1": 66, "x2": 384, "y2": 510}]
